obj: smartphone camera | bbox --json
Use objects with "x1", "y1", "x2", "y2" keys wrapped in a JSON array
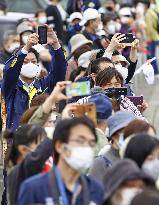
[{"x1": 38, "y1": 26, "x2": 47, "y2": 44}]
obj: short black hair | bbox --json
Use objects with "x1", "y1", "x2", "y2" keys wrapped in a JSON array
[
  {"x1": 52, "y1": 117, "x2": 97, "y2": 164},
  {"x1": 87, "y1": 57, "x2": 113, "y2": 75},
  {"x1": 124, "y1": 134, "x2": 159, "y2": 168},
  {"x1": 28, "y1": 48, "x2": 39, "y2": 62},
  {"x1": 96, "y1": 67, "x2": 123, "y2": 87}
]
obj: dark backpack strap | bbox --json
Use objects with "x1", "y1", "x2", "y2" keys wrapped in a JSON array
[
  {"x1": 80, "y1": 175, "x2": 90, "y2": 205},
  {"x1": 48, "y1": 169, "x2": 90, "y2": 205},
  {"x1": 48, "y1": 168, "x2": 60, "y2": 205},
  {"x1": 97, "y1": 155, "x2": 112, "y2": 167}
]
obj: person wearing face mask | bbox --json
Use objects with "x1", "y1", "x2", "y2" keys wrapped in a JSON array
[
  {"x1": 102, "y1": 159, "x2": 155, "y2": 205},
  {"x1": 17, "y1": 117, "x2": 104, "y2": 205},
  {"x1": 119, "y1": 6, "x2": 134, "y2": 59},
  {"x1": 120, "y1": 134, "x2": 159, "y2": 182},
  {"x1": 35, "y1": 9, "x2": 47, "y2": 26},
  {"x1": 111, "y1": 39, "x2": 139, "y2": 96},
  {"x1": 4, "y1": 124, "x2": 52, "y2": 205},
  {"x1": 80, "y1": 8, "x2": 103, "y2": 42},
  {"x1": 0, "y1": 31, "x2": 20, "y2": 64},
  {"x1": 5, "y1": 81, "x2": 71, "y2": 205},
  {"x1": 66, "y1": 12, "x2": 83, "y2": 41},
  {"x1": 16, "y1": 19, "x2": 34, "y2": 46},
  {"x1": 2, "y1": 25, "x2": 67, "y2": 130},
  {"x1": 89, "y1": 110, "x2": 136, "y2": 183}
]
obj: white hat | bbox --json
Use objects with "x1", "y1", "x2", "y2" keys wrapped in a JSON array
[
  {"x1": 79, "y1": 8, "x2": 101, "y2": 26},
  {"x1": 78, "y1": 51, "x2": 92, "y2": 68},
  {"x1": 68, "y1": 12, "x2": 83, "y2": 22},
  {"x1": 119, "y1": 7, "x2": 132, "y2": 16},
  {"x1": 69, "y1": 34, "x2": 93, "y2": 53}
]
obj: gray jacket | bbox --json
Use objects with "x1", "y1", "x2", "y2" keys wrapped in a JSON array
[{"x1": 89, "y1": 146, "x2": 120, "y2": 183}]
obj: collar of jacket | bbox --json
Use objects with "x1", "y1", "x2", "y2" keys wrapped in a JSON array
[{"x1": 17, "y1": 78, "x2": 41, "y2": 90}]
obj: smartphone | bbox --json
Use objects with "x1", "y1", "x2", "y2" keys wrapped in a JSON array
[
  {"x1": 38, "y1": 26, "x2": 47, "y2": 44},
  {"x1": 104, "y1": 87, "x2": 127, "y2": 98},
  {"x1": 127, "y1": 96, "x2": 143, "y2": 106},
  {"x1": 66, "y1": 81, "x2": 91, "y2": 97},
  {"x1": 73, "y1": 103, "x2": 97, "y2": 125},
  {"x1": 121, "y1": 33, "x2": 136, "y2": 44}
]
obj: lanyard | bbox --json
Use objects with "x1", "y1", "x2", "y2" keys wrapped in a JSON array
[
  {"x1": 54, "y1": 166, "x2": 81, "y2": 205},
  {"x1": 22, "y1": 85, "x2": 37, "y2": 108}
]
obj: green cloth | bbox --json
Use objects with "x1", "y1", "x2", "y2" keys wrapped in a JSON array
[
  {"x1": 95, "y1": 128, "x2": 108, "y2": 156},
  {"x1": 145, "y1": 9, "x2": 159, "y2": 41},
  {"x1": 156, "y1": 0, "x2": 159, "y2": 13},
  {"x1": 28, "y1": 105, "x2": 50, "y2": 126}
]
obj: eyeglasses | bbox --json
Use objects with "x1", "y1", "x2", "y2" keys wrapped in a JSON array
[{"x1": 69, "y1": 138, "x2": 96, "y2": 148}]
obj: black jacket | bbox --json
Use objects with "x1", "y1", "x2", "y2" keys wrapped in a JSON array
[
  {"x1": 7, "y1": 138, "x2": 53, "y2": 205},
  {"x1": 46, "y1": 5, "x2": 64, "y2": 43},
  {"x1": 126, "y1": 60, "x2": 137, "y2": 84}
]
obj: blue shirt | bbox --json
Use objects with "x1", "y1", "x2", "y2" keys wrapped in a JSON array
[{"x1": 17, "y1": 171, "x2": 104, "y2": 205}]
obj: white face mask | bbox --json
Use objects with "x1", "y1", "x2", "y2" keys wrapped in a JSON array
[
  {"x1": 20, "y1": 62, "x2": 39, "y2": 78},
  {"x1": 136, "y1": 3, "x2": 145, "y2": 16},
  {"x1": 45, "y1": 127, "x2": 55, "y2": 139},
  {"x1": 7, "y1": 42, "x2": 20, "y2": 53},
  {"x1": 38, "y1": 16, "x2": 47, "y2": 24},
  {"x1": 142, "y1": 159, "x2": 159, "y2": 181},
  {"x1": 63, "y1": 145, "x2": 94, "y2": 172},
  {"x1": 97, "y1": 23, "x2": 103, "y2": 31},
  {"x1": 115, "y1": 22, "x2": 121, "y2": 31},
  {"x1": 119, "y1": 188, "x2": 142, "y2": 205},
  {"x1": 120, "y1": 16, "x2": 129, "y2": 24},
  {"x1": 22, "y1": 35, "x2": 29, "y2": 45},
  {"x1": 115, "y1": 64, "x2": 128, "y2": 80},
  {"x1": 106, "y1": 24, "x2": 116, "y2": 35},
  {"x1": 112, "y1": 188, "x2": 142, "y2": 205}
]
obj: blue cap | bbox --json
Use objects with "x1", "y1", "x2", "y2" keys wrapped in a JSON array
[
  {"x1": 107, "y1": 111, "x2": 137, "y2": 138},
  {"x1": 88, "y1": 93, "x2": 112, "y2": 120}
]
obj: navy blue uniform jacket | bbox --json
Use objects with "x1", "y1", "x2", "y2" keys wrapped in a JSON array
[
  {"x1": 17, "y1": 171, "x2": 104, "y2": 205},
  {"x1": 2, "y1": 46, "x2": 66, "y2": 130}
]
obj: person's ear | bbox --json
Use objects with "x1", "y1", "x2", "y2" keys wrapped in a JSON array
[
  {"x1": 91, "y1": 73, "x2": 96, "y2": 84},
  {"x1": 55, "y1": 141, "x2": 66, "y2": 155},
  {"x1": 55, "y1": 141, "x2": 71, "y2": 157},
  {"x1": 17, "y1": 145, "x2": 30, "y2": 159}
]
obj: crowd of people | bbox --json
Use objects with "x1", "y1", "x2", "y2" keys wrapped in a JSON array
[{"x1": 0, "y1": 0, "x2": 159, "y2": 205}]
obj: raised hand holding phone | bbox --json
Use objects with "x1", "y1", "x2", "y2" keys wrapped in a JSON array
[
  {"x1": 46, "y1": 24, "x2": 60, "y2": 49},
  {"x1": 24, "y1": 33, "x2": 39, "y2": 51}
]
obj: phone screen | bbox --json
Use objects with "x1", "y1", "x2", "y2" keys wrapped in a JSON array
[
  {"x1": 127, "y1": 96, "x2": 143, "y2": 106},
  {"x1": 38, "y1": 26, "x2": 47, "y2": 44},
  {"x1": 66, "y1": 81, "x2": 91, "y2": 97},
  {"x1": 121, "y1": 33, "x2": 136, "y2": 44}
]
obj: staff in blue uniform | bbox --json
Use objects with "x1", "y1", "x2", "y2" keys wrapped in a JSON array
[{"x1": 2, "y1": 25, "x2": 67, "y2": 130}]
